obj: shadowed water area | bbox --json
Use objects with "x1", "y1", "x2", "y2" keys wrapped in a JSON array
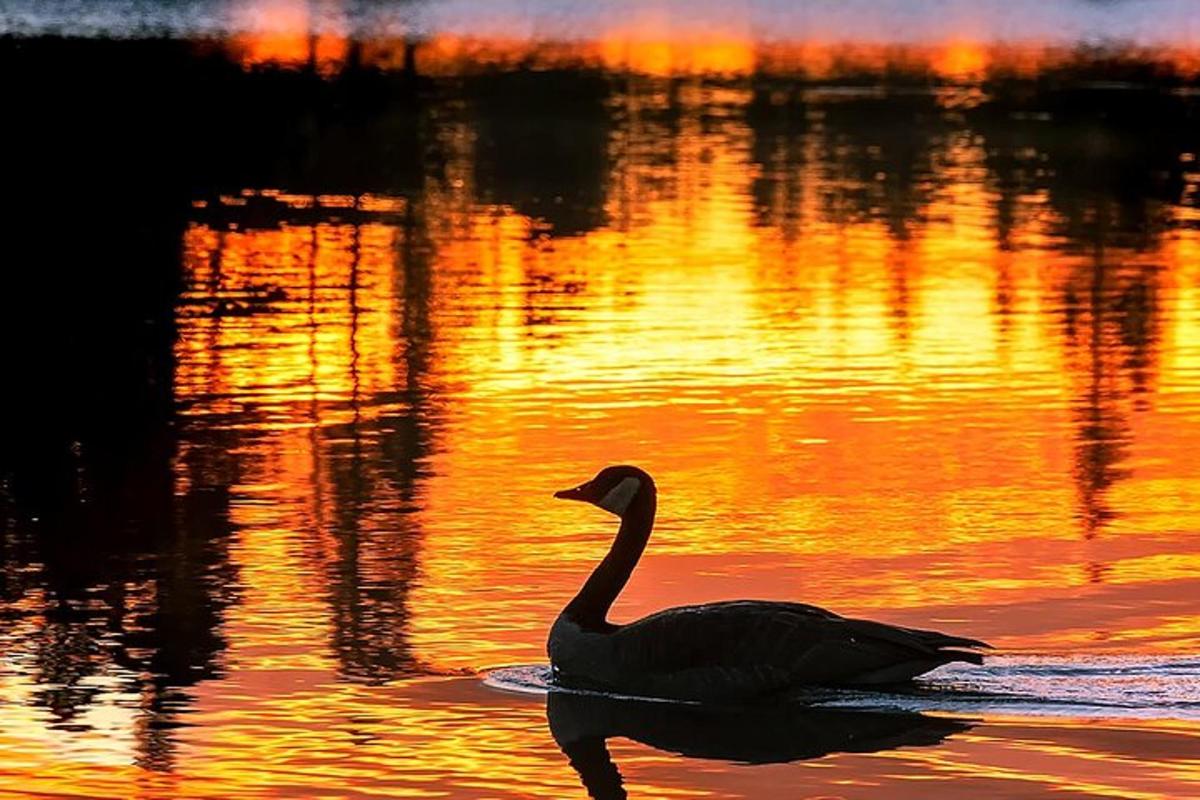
[{"x1": 2, "y1": 1, "x2": 1200, "y2": 797}]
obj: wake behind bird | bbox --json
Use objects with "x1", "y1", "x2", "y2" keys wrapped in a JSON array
[{"x1": 486, "y1": 655, "x2": 1200, "y2": 721}]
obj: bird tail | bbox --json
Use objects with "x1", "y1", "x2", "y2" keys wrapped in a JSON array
[
  {"x1": 905, "y1": 628, "x2": 993, "y2": 652},
  {"x1": 937, "y1": 648, "x2": 985, "y2": 666}
]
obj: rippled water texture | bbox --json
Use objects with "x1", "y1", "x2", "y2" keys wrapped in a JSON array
[
  {"x1": 490, "y1": 657, "x2": 1200, "y2": 719},
  {"x1": 2, "y1": 1, "x2": 1200, "y2": 797}
]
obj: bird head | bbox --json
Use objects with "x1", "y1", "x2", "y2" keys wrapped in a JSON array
[{"x1": 554, "y1": 465, "x2": 654, "y2": 517}]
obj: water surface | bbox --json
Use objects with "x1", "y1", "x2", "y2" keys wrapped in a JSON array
[{"x1": 2, "y1": 1, "x2": 1200, "y2": 797}]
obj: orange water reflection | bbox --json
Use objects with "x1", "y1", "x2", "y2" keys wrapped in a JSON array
[
  {"x1": 162, "y1": 65, "x2": 1200, "y2": 796},
  {"x1": 3, "y1": 25, "x2": 1200, "y2": 800}
]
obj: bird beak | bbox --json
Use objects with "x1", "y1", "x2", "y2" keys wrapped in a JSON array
[{"x1": 554, "y1": 482, "x2": 590, "y2": 501}]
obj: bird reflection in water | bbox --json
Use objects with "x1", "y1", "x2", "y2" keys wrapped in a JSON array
[{"x1": 546, "y1": 690, "x2": 972, "y2": 800}]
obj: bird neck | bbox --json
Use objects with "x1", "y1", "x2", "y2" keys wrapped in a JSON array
[{"x1": 564, "y1": 489, "x2": 656, "y2": 631}]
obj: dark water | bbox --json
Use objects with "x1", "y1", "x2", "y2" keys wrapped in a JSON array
[{"x1": 2, "y1": 2, "x2": 1200, "y2": 797}]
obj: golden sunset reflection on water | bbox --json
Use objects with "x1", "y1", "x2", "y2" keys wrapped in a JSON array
[{"x1": 4, "y1": 8, "x2": 1200, "y2": 798}]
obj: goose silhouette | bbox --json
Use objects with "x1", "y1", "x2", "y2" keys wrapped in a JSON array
[{"x1": 548, "y1": 465, "x2": 990, "y2": 701}]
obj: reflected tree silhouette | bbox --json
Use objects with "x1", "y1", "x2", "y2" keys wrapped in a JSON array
[
  {"x1": 969, "y1": 80, "x2": 1191, "y2": 545},
  {"x1": 0, "y1": 360, "x2": 238, "y2": 770},
  {"x1": 1056, "y1": 245, "x2": 1164, "y2": 543},
  {"x1": 1, "y1": 32, "x2": 1198, "y2": 778},
  {"x1": 1060, "y1": 252, "x2": 1163, "y2": 544},
  {"x1": 1062, "y1": 251, "x2": 1135, "y2": 541},
  {"x1": 323, "y1": 197, "x2": 444, "y2": 682},
  {"x1": 472, "y1": 70, "x2": 612, "y2": 238},
  {"x1": 1048, "y1": 88, "x2": 1183, "y2": 543},
  {"x1": 747, "y1": 86, "x2": 945, "y2": 238}
]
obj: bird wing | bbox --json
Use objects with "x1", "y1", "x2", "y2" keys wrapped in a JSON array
[{"x1": 610, "y1": 600, "x2": 987, "y2": 698}]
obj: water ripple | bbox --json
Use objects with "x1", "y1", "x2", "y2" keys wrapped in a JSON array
[{"x1": 487, "y1": 656, "x2": 1200, "y2": 720}]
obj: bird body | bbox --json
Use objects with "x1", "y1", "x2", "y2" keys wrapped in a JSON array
[{"x1": 548, "y1": 466, "x2": 990, "y2": 702}]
